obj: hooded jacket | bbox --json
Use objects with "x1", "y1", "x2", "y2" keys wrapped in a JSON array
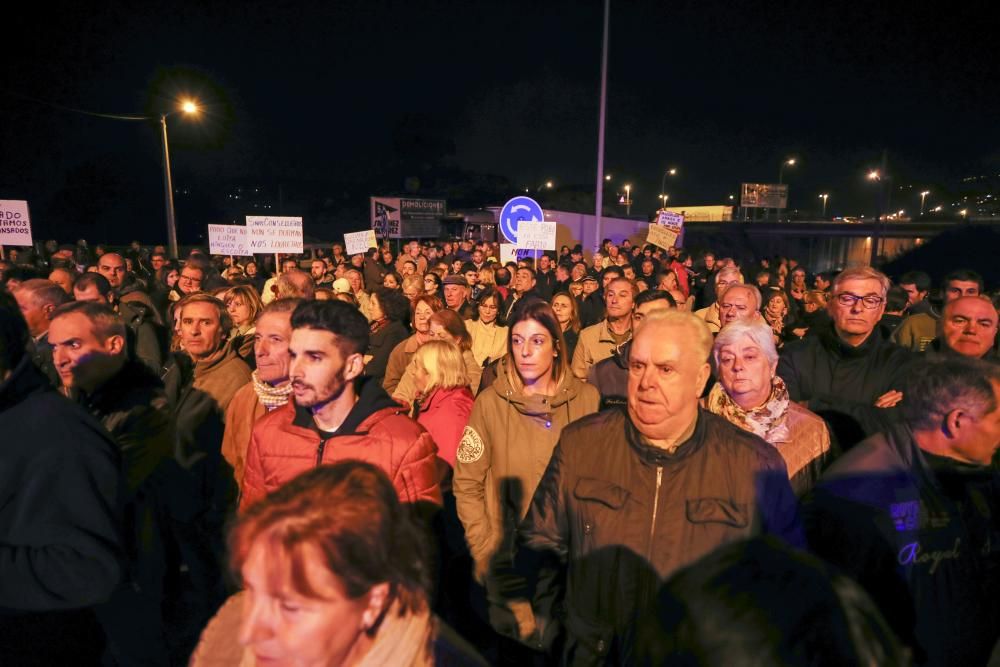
[
  {"x1": 777, "y1": 321, "x2": 913, "y2": 449},
  {"x1": 453, "y1": 358, "x2": 600, "y2": 577},
  {"x1": 240, "y1": 377, "x2": 442, "y2": 511}
]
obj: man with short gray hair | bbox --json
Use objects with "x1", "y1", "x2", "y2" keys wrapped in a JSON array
[
  {"x1": 804, "y1": 356, "x2": 1000, "y2": 666},
  {"x1": 778, "y1": 267, "x2": 913, "y2": 449},
  {"x1": 694, "y1": 267, "x2": 744, "y2": 333},
  {"x1": 517, "y1": 310, "x2": 802, "y2": 662}
]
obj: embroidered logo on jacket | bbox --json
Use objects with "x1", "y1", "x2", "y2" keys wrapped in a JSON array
[{"x1": 457, "y1": 426, "x2": 485, "y2": 464}]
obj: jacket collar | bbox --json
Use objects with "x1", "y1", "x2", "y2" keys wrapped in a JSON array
[
  {"x1": 625, "y1": 407, "x2": 707, "y2": 466},
  {"x1": 818, "y1": 320, "x2": 884, "y2": 359},
  {"x1": 291, "y1": 376, "x2": 402, "y2": 436}
]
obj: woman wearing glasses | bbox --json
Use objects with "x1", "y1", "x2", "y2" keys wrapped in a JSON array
[{"x1": 467, "y1": 286, "x2": 508, "y2": 369}]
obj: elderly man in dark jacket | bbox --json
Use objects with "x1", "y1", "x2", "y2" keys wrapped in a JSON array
[
  {"x1": 515, "y1": 311, "x2": 803, "y2": 665},
  {"x1": 778, "y1": 267, "x2": 914, "y2": 449},
  {"x1": 49, "y1": 301, "x2": 174, "y2": 666},
  {"x1": 0, "y1": 292, "x2": 124, "y2": 665},
  {"x1": 804, "y1": 357, "x2": 1000, "y2": 666}
]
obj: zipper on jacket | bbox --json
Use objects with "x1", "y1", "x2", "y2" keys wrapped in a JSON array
[
  {"x1": 315, "y1": 438, "x2": 329, "y2": 467},
  {"x1": 648, "y1": 466, "x2": 663, "y2": 557}
]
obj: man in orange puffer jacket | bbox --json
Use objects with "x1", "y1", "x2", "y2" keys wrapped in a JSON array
[{"x1": 240, "y1": 300, "x2": 442, "y2": 511}]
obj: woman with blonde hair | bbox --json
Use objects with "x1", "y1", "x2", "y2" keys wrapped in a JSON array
[
  {"x1": 410, "y1": 340, "x2": 474, "y2": 468},
  {"x1": 394, "y1": 310, "x2": 481, "y2": 406},
  {"x1": 225, "y1": 284, "x2": 264, "y2": 362},
  {"x1": 453, "y1": 299, "x2": 599, "y2": 649}
]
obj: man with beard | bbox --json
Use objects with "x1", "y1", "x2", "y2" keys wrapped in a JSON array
[{"x1": 240, "y1": 300, "x2": 441, "y2": 510}]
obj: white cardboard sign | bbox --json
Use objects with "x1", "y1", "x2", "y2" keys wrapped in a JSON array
[
  {"x1": 208, "y1": 224, "x2": 250, "y2": 256},
  {"x1": 647, "y1": 223, "x2": 679, "y2": 250},
  {"x1": 344, "y1": 229, "x2": 377, "y2": 256},
  {"x1": 0, "y1": 200, "x2": 33, "y2": 247},
  {"x1": 516, "y1": 220, "x2": 557, "y2": 250},
  {"x1": 246, "y1": 216, "x2": 304, "y2": 253}
]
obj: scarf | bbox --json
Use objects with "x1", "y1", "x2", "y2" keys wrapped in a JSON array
[
  {"x1": 370, "y1": 317, "x2": 389, "y2": 335},
  {"x1": 707, "y1": 376, "x2": 790, "y2": 444},
  {"x1": 251, "y1": 370, "x2": 294, "y2": 410}
]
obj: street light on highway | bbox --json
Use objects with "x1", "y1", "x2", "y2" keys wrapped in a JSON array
[
  {"x1": 920, "y1": 190, "x2": 930, "y2": 216},
  {"x1": 624, "y1": 184, "x2": 632, "y2": 216},
  {"x1": 161, "y1": 98, "x2": 201, "y2": 260},
  {"x1": 659, "y1": 167, "x2": 678, "y2": 210},
  {"x1": 819, "y1": 193, "x2": 829, "y2": 218},
  {"x1": 778, "y1": 158, "x2": 796, "y2": 184}
]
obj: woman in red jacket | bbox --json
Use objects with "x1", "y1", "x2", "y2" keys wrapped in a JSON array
[{"x1": 410, "y1": 339, "x2": 474, "y2": 469}]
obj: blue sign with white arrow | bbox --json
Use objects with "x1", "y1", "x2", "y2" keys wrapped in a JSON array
[{"x1": 498, "y1": 196, "x2": 544, "y2": 244}]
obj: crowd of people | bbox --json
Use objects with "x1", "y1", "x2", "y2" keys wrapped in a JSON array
[{"x1": 0, "y1": 235, "x2": 999, "y2": 666}]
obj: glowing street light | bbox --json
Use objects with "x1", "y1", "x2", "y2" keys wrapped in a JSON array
[
  {"x1": 959, "y1": 208, "x2": 968, "y2": 218},
  {"x1": 867, "y1": 170, "x2": 881, "y2": 181},
  {"x1": 819, "y1": 193, "x2": 829, "y2": 218},
  {"x1": 659, "y1": 193, "x2": 670, "y2": 207},
  {"x1": 659, "y1": 167, "x2": 679, "y2": 208},
  {"x1": 778, "y1": 158, "x2": 796, "y2": 184},
  {"x1": 604, "y1": 174, "x2": 612, "y2": 181},
  {"x1": 932, "y1": 205, "x2": 943, "y2": 213},
  {"x1": 161, "y1": 97, "x2": 202, "y2": 259},
  {"x1": 919, "y1": 190, "x2": 930, "y2": 216},
  {"x1": 624, "y1": 184, "x2": 633, "y2": 216}
]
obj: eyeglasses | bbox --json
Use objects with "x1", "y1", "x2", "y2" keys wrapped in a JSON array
[
  {"x1": 179, "y1": 273, "x2": 202, "y2": 285},
  {"x1": 835, "y1": 293, "x2": 884, "y2": 309}
]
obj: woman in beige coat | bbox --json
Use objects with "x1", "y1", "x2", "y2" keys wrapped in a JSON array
[{"x1": 452, "y1": 299, "x2": 599, "y2": 646}]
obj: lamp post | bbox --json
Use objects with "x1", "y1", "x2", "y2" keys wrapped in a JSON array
[
  {"x1": 919, "y1": 190, "x2": 930, "y2": 216},
  {"x1": 777, "y1": 158, "x2": 796, "y2": 221},
  {"x1": 659, "y1": 167, "x2": 678, "y2": 209},
  {"x1": 160, "y1": 99, "x2": 200, "y2": 259},
  {"x1": 819, "y1": 193, "x2": 829, "y2": 218},
  {"x1": 624, "y1": 184, "x2": 632, "y2": 216}
]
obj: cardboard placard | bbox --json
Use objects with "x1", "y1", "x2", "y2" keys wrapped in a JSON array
[
  {"x1": 0, "y1": 200, "x2": 33, "y2": 247},
  {"x1": 515, "y1": 220, "x2": 557, "y2": 250},
  {"x1": 246, "y1": 216, "x2": 303, "y2": 253},
  {"x1": 208, "y1": 224, "x2": 250, "y2": 256},
  {"x1": 647, "y1": 223, "x2": 678, "y2": 250},
  {"x1": 344, "y1": 229, "x2": 377, "y2": 256}
]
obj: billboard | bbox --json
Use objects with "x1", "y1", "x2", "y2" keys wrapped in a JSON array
[
  {"x1": 741, "y1": 183, "x2": 788, "y2": 209},
  {"x1": 370, "y1": 197, "x2": 446, "y2": 239}
]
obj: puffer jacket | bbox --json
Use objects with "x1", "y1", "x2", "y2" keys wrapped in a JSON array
[
  {"x1": 415, "y1": 385, "x2": 475, "y2": 468},
  {"x1": 517, "y1": 408, "x2": 803, "y2": 665},
  {"x1": 453, "y1": 358, "x2": 600, "y2": 584},
  {"x1": 777, "y1": 321, "x2": 914, "y2": 449},
  {"x1": 240, "y1": 377, "x2": 442, "y2": 511}
]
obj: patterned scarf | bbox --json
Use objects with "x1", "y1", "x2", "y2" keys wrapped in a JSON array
[
  {"x1": 707, "y1": 376, "x2": 791, "y2": 444},
  {"x1": 251, "y1": 370, "x2": 294, "y2": 410}
]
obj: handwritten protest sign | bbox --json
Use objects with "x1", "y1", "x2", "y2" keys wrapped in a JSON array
[
  {"x1": 344, "y1": 229, "x2": 377, "y2": 256},
  {"x1": 208, "y1": 224, "x2": 250, "y2": 256},
  {"x1": 246, "y1": 216, "x2": 303, "y2": 253},
  {"x1": 0, "y1": 200, "x2": 33, "y2": 247}
]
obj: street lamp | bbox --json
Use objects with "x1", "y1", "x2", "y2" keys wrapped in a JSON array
[
  {"x1": 819, "y1": 193, "x2": 829, "y2": 218},
  {"x1": 778, "y1": 158, "x2": 796, "y2": 184},
  {"x1": 659, "y1": 167, "x2": 679, "y2": 210},
  {"x1": 160, "y1": 98, "x2": 201, "y2": 259},
  {"x1": 604, "y1": 174, "x2": 612, "y2": 181},
  {"x1": 959, "y1": 208, "x2": 968, "y2": 218},
  {"x1": 658, "y1": 193, "x2": 670, "y2": 208},
  {"x1": 919, "y1": 190, "x2": 930, "y2": 216},
  {"x1": 624, "y1": 184, "x2": 632, "y2": 216}
]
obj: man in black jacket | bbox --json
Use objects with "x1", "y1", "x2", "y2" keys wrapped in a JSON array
[
  {"x1": 49, "y1": 301, "x2": 174, "y2": 665},
  {"x1": 778, "y1": 267, "x2": 913, "y2": 449},
  {"x1": 804, "y1": 357, "x2": 1000, "y2": 666},
  {"x1": 0, "y1": 292, "x2": 124, "y2": 664}
]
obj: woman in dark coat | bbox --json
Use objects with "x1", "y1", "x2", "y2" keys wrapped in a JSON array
[{"x1": 365, "y1": 287, "x2": 411, "y2": 385}]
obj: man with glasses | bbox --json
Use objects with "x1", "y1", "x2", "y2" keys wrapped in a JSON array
[
  {"x1": 173, "y1": 265, "x2": 204, "y2": 300},
  {"x1": 778, "y1": 267, "x2": 913, "y2": 449},
  {"x1": 695, "y1": 267, "x2": 744, "y2": 333}
]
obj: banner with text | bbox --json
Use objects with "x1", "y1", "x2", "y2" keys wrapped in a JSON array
[
  {"x1": 246, "y1": 216, "x2": 303, "y2": 253},
  {"x1": 370, "y1": 197, "x2": 446, "y2": 239},
  {"x1": 656, "y1": 209, "x2": 685, "y2": 247},
  {"x1": 500, "y1": 243, "x2": 535, "y2": 264},
  {"x1": 741, "y1": 183, "x2": 788, "y2": 209},
  {"x1": 344, "y1": 229, "x2": 378, "y2": 256},
  {"x1": 208, "y1": 224, "x2": 250, "y2": 256},
  {"x1": 515, "y1": 220, "x2": 557, "y2": 250},
  {"x1": 647, "y1": 222, "x2": 679, "y2": 250},
  {"x1": 0, "y1": 200, "x2": 33, "y2": 247}
]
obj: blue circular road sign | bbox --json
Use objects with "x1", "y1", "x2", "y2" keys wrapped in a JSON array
[{"x1": 498, "y1": 196, "x2": 544, "y2": 244}]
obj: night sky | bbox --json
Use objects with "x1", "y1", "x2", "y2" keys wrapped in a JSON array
[{"x1": 3, "y1": 0, "x2": 998, "y2": 244}]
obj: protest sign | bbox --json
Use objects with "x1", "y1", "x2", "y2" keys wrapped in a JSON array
[
  {"x1": 246, "y1": 216, "x2": 303, "y2": 253},
  {"x1": 344, "y1": 229, "x2": 377, "y2": 256},
  {"x1": 208, "y1": 224, "x2": 249, "y2": 256},
  {"x1": 647, "y1": 222, "x2": 679, "y2": 250},
  {"x1": 0, "y1": 200, "x2": 33, "y2": 247},
  {"x1": 516, "y1": 220, "x2": 557, "y2": 250}
]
